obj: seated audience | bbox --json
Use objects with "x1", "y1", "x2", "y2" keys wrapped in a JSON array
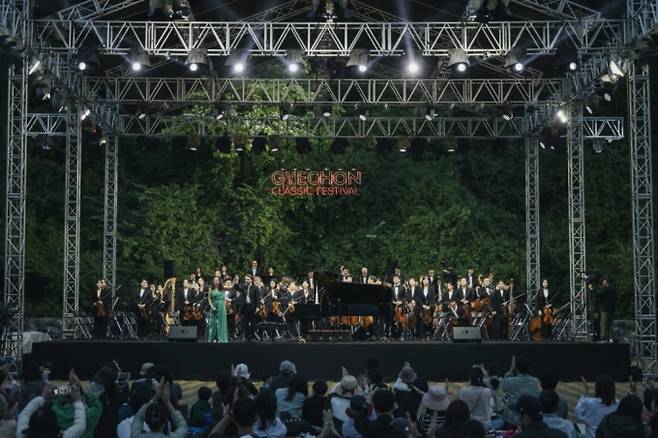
[
  {"x1": 575, "y1": 375, "x2": 619, "y2": 438},
  {"x1": 270, "y1": 361, "x2": 296, "y2": 392},
  {"x1": 355, "y1": 389, "x2": 406, "y2": 438},
  {"x1": 209, "y1": 396, "x2": 258, "y2": 438},
  {"x1": 502, "y1": 355, "x2": 540, "y2": 426},
  {"x1": 515, "y1": 394, "x2": 567, "y2": 437},
  {"x1": 253, "y1": 391, "x2": 287, "y2": 438},
  {"x1": 458, "y1": 367, "x2": 493, "y2": 430},
  {"x1": 274, "y1": 374, "x2": 307, "y2": 419},
  {"x1": 330, "y1": 375, "x2": 362, "y2": 426},
  {"x1": 417, "y1": 385, "x2": 450, "y2": 436},
  {"x1": 595, "y1": 394, "x2": 644, "y2": 438},
  {"x1": 302, "y1": 380, "x2": 328, "y2": 428},
  {"x1": 540, "y1": 370, "x2": 569, "y2": 419},
  {"x1": 539, "y1": 390, "x2": 576, "y2": 438},
  {"x1": 0, "y1": 395, "x2": 16, "y2": 437},
  {"x1": 189, "y1": 386, "x2": 213, "y2": 427},
  {"x1": 234, "y1": 364, "x2": 258, "y2": 397},
  {"x1": 436, "y1": 399, "x2": 470, "y2": 438},
  {"x1": 461, "y1": 419, "x2": 487, "y2": 438},
  {"x1": 130, "y1": 378, "x2": 188, "y2": 437}
]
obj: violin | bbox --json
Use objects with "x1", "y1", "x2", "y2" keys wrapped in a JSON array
[
  {"x1": 182, "y1": 301, "x2": 194, "y2": 321},
  {"x1": 393, "y1": 301, "x2": 405, "y2": 325},
  {"x1": 271, "y1": 300, "x2": 281, "y2": 317},
  {"x1": 421, "y1": 304, "x2": 435, "y2": 325}
]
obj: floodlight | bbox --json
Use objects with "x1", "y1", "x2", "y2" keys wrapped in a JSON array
[
  {"x1": 185, "y1": 48, "x2": 207, "y2": 72},
  {"x1": 128, "y1": 47, "x2": 150, "y2": 72},
  {"x1": 347, "y1": 49, "x2": 369, "y2": 73},
  {"x1": 286, "y1": 49, "x2": 304, "y2": 74},
  {"x1": 447, "y1": 48, "x2": 469, "y2": 73},
  {"x1": 505, "y1": 46, "x2": 527, "y2": 72},
  {"x1": 226, "y1": 50, "x2": 250, "y2": 75}
]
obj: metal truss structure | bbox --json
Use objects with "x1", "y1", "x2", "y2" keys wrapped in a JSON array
[
  {"x1": 103, "y1": 135, "x2": 118, "y2": 301},
  {"x1": 84, "y1": 77, "x2": 565, "y2": 105},
  {"x1": 628, "y1": 61, "x2": 657, "y2": 375},
  {"x1": 35, "y1": 19, "x2": 625, "y2": 57},
  {"x1": 62, "y1": 105, "x2": 82, "y2": 338},
  {"x1": 567, "y1": 103, "x2": 589, "y2": 340},
  {"x1": 525, "y1": 133, "x2": 540, "y2": 310},
  {"x1": 2, "y1": 1, "x2": 28, "y2": 364},
  {"x1": 3, "y1": 0, "x2": 657, "y2": 378}
]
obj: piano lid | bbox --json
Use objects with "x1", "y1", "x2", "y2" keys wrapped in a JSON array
[{"x1": 324, "y1": 281, "x2": 391, "y2": 304}]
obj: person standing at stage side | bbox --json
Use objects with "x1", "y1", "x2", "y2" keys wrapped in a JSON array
[
  {"x1": 135, "y1": 279, "x2": 152, "y2": 339},
  {"x1": 92, "y1": 279, "x2": 111, "y2": 339},
  {"x1": 207, "y1": 276, "x2": 228, "y2": 343},
  {"x1": 597, "y1": 276, "x2": 617, "y2": 341}
]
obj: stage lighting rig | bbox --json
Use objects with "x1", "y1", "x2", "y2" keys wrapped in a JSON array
[
  {"x1": 505, "y1": 46, "x2": 527, "y2": 73},
  {"x1": 76, "y1": 47, "x2": 100, "y2": 72},
  {"x1": 347, "y1": 49, "x2": 369, "y2": 73},
  {"x1": 269, "y1": 136, "x2": 281, "y2": 152},
  {"x1": 556, "y1": 43, "x2": 579, "y2": 72},
  {"x1": 128, "y1": 47, "x2": 150, "y2": 72},
  {"x1": 397, "y1": 137, "x2": 410, "y2": 153},
  {"x1": 185, "y1": 48, "x2": 207, "y2": 72},
  {"x1": 279, "y1": 102, "x2": 292, "y2": 121},
  {"x1": 148, "y1": 0, "x2": 174, "y2": 19},
  {"x1": 226, "y1": 50, "x2": 249, "y2": 75},
  {"x1": 80, "y1": 108, "x2": 91, "y2": 121},
  {"x1": 447, "y1": 49, "x2": 469, "y2": 74},
  {"x1": 501, "y1": 103, "x2": 514, "y2": 121},
  {"x1": 286, "y1": 50, "x2": 304, "y2": 74},
  {"x1": 215, "y1": 103, "x2": 227, "y2": 120},
  {"x1": 172, "y1": 0, "x2": 191, "y2": 20}
]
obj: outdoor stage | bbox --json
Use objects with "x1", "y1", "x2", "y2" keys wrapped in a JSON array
[{"x1": 28, "y1": 340, "x2": 630, "y2": 382}]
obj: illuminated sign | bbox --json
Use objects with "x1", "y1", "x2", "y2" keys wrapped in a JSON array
[{"x1": 270, "y1": 169, "x2": 362, "y2": 196}]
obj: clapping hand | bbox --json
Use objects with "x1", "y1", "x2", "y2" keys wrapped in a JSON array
[{"x1": 581, "y1": 376, "x2": 589, "y2": 395}]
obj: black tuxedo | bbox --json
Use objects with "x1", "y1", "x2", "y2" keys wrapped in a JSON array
[
  {"x1": 442, "y1": 288, "x2": 462, "y2": 303},
  {"x1": 239, "y1": 283, "x2": 260, "y2": 340},
  {"x1": 491, "y1": 288, "x2": 508, "y2": 310},
  {"x1": 478, "y1": 286, "x2": 494, "y2": 298},
  {"x1": 359, "y1": 275, "x2": 369, "y2": 284},
  {"x1": 459, "y1": 287, "x2": 476, "y2": 301},
  {"x1": 293, "y1": 289, "x2": 315, "y2": 305},
  {"x1": 135, "y1": 288, "x2": 152, "y2": 338},
  {"x1": 390, "y1": 284, "x2": 407, "y2": 302},
  {"x1": 491, "y1": 288, "x2": 508, "y2": 339},
  {"x1": 414, "y1": 286, "x2": 436, "y2": 306},
  {"x1": 176, "y1": 287, "x2": 197, "y2": 313},
  {"x1": 92, "y1": 288, "x2": 112, "y2": 338},
  {"x1": 304, "y1": 277, "x2": 317, "y2": 293},
  {"x1": 466, "y1": 274, "x2": 479, "y2": 289}
]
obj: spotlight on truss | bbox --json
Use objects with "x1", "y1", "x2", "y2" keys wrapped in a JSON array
[
  {"x1": 185, "y1": 48, "x2": 207, "y2": 72},
  {"x1": 286, "y1": 49, "x2": 304, "y2": 74},
  {"x1": 279, "y1": 102, "x2": 292, "y2": 121},
  {"x1": 215, "y1": 103, "x2": 228, "y2": 120},
  {"x1": 148, "y1": 0, "x2": 174, "y2": 18},
  {"x1": 173, "y1": 0, "x2": 191, "y2": 20},
  {"x1": 28, "y1": 58, "x2": 41, "y2": 75},
  {"x1": 347, "y1": 49, "x2": 369, "y2": 73},
  {"x1": 81, "y1": 108, "x2": 91, "y2": 121},
  {"x1": 447, "y1": 48, "x2": 469, "y2": 74},
  {"x1": 556, "y1": 43, "x2": 579, "y2": 72},
  {"x1": 592, "y1": 139, "x2": 604, "y2": 154},
  {"x1": 556, "y1": 108, "x2": 568, "y2": 124},
  {"x1": 398, "y1": 137, "x2": 410, "y2": 153},
  {"x1": 76, "y1": 47, "x2": 100, "y2": 72},
  {"x1": 505, "y1": 46, "x2": 527, "y2": 73},
  {"x1": 226, "y1": 50, "x2": 249, "y2": 75},
  {"x1": 128, "y1": 47, "x2": 150, "y2": 72},
  {"x1": 609, "y1": 59, "x2": 625, "y2": 77},
  {"x1": 501, "y1": 103, "x2": 513, "y2": 121}
]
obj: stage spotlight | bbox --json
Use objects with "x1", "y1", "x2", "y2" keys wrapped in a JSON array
[
  {"x1": 609, "y1": 59, "x2": 625, "y2": 77},
  {"x1": 286, "y1": 49, "x2": 303, "y2": 74},
  {"x1": 28, "y1": 58, "x2": 41, "y2": 75},
  {"x1": 448, "y1": 48, "x2": 469, "y2": 74},
  {"x1": 501, "y1": 103, "x2": 513, "y2": 121},
  {"x1": 556, "y1": 43, "x2": 579, "y2": 72},
  {"x1": 320, "y1": 105, "x2": 332, "y2": 118},
  {"x1": 128, "y1": 47, "x2": 150, "y2": 72},
  {"x1": 216, "y1": 132, "x2": 232, "y2": 153},
  {"x1": 406, "y1": 56, "x2": 421, "y2": 75},
  {"x1": 296, "y1": 137, "x2": 311, "y2": 154},
  {"x1": 135, "y1": 107, "x2": 147, "y2": 120},
  {"x1": 592, "y1": 139, "x2": 604, "y2": 154},
  {"x1": 347, "y1": 49, "x2": 369, "y2": 73},
  {"x1": 185, "y1": 48, "x2": 207, "y2": 72},
  {"x1": 252, "y1": 133, "x2": 268, "y2": 154},
  {"x1": 505, "y1": 46, "x2": 527, "y2": 72},
  {"x1": 556, "y1": 108, "x2": 568, "y2": 124},
  {"x1": 76, "y1": 47, "x2": 100, "y2": 72},
  {"x1": 279, "y1": 102, "x2": 292, "y2": 121},
  {"x1": 269, "y1": 136, "x2": 281, "y2": 152},
  {"x1": 603, "y1": 92, "x2": 612, "y2": 102},
  {"x1": 148, "y1": 0, "x2": 174, "y2": 18},
  {"x1": 215, "y1": 103, "x2": 227, "y2": 120},
  {"x1": 80, "y1": 108, "x2": 91, "y2": 121},
  {"x1": 398, "y1": 137, "x2": 410, "y2": 153},
  {"x1": 36, "y1": 135, "x2": 55, "y2": 151},
  {"x1": 173, "y1": 0, "x2": 191, "y2": 20},
  {"x1": 226, "y1": 50, "x2": 249, "y2": 75},
  {"x1": 51, "y1": 92, "x2": 66, "y2": 112},
  {"x1": 235, "y1": 136, "x2": 245, "y2": 152},
  {"x1": 423, "y1": 105, "x2": 436, "y2": 121},
  {"x1": 331, "y1": 138, "x2": 347, "y2": 154}
]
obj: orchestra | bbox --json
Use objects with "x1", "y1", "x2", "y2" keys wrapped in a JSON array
[{"x1": 91, "y1": 263, "x2": 576, "y2": 343}]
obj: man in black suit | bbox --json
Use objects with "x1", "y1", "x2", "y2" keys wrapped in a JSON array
[
  {"x1": 355, "y1": 390, "x2": 401, "y2": 438},
  {"x1": 414, "y1": 276, "x2": 437, "y2": 339},
  {"x1": 135, "y1": 279, "x2": 152, "y2": 339},
  {"x1": 240, "y1": 274, "x2": 261, "y2": 341},
  {"x1": 359, "y1": 267, "x2": 369, "y2": 284},
  {"x1": 176, "y1": 279, "x2": 198, "y2": 327},
  {"x1": 457, "y1": 277, "x2": 476, "y2": 302},
  {"x1": 597, "y1": 276, "x2": 616, "y2": 341},
  {"x1": 92, "y1": 279, "x2": 111, "y2": 339},
  {"x1": 490, "y1": 280, "x2": 509, "y2": 340},
  {"x1": 249, "y1": 260, "x2": 261, "y2": 278},
  {"x1": 466, "y1": 267, "x2": 479, "y2": 289},
  {"x1": 479, "y1": 277, "x2": 494, "y2": 298}
]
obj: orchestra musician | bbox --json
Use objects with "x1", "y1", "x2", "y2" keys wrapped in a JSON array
[
  {"x1": 177, "y1": 279, "x2": 198, "y2": 327},
  {"x1": 466, "y1": 267, "x2": 479, "y2": 289},
  {"x1": 249, "y1": 260, "x2": 262, "y2": 278},
  {"x1": 386, "y1": 275, "x2": 407, "y2": 336},
  {"x1": 359, "y1": 267, "x2": 369, "y2": 284},
  {"x1": 240, "y1": 274, "x2": 261, "y2": 341},
  {"x1": 135, "y1": 279, "x2": 152, "y2": 339},
  {"x1": 490, "y1": 280, "x2": 508, "y2": 340},
  {"x1": 414, "y1": 276, "x2": 437, "y2": 339},
  {"x1": 536, "y1": 278, "x2": 557, "y2": 339},
  {"x1": 92, "y1": 279, "x2": 111, "y2": 339}
]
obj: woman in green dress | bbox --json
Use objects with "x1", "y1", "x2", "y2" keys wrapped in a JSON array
[{"x1": 207, "y1": 276, "x2": 229, "y2": 342}]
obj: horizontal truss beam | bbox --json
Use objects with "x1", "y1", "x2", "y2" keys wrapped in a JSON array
[
  {"x1": 25, "y1": 113, "x2": 624, "y2": 140},
  {"x1": 53, "y1": 0, "x2": 143, "y2": 21},
  {"x1": 34, "y1": 19, "x2": 625, "y2": 57},
  {"x1": 84, "y1": 77, "x2": 565, "y2": 105}
]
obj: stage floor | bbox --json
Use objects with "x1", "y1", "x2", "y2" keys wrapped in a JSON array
[{"x1": 28, "y1": 340, "x2": 630, "y2": 382}]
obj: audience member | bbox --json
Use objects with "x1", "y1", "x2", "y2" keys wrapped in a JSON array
[
  {"x1": 539, "y1": 390, "x2": 576, "y2": 438},
  {"x1": 274, "y1": 373, "x2": 307, "y2": 419},
  {"x1": 94, "y1": 365, "x2": 123, "y2": 438},
  {"x1": 253, "y1": 390, "x2": 287, "y2": 438},
  {"x1": 417, "y1": 385, "x2": 450, "y2": 436},
  {"x1": 342, "y1": 395, "x2": 371, "y2": 438},
  {"x1": 270, "y1": 361, "x2": 296, "y2": 392},
  {"x1": 189, "y1": 386, "x2": 213, "y2": 427},
  {"x1": 0, "y1": 394, "x2": 16, "y2": 436},
  {"x1": 302, "y1": 380, "x2": 328, "y2": 428},
  {"x1": 355, "y1": 389, "x2": 406, "y2": 438},
  {"x1": 210, "y1": 397, "x2": 257, "y2": 438},
  {"x1": 116, "y1": 387, "x2": 152, "y2": 438},
  {"x1": 212, "y1": 371, "x2": 234, "y2": 420},
  {"x1": 595, "y1": 394, "x2": 644, "y2": 438},
  {"x1": 19, "y1": 361, "x2": 46, "y2": 410},
  {"x1": 130, "y1": 378, "x2": 188, "y2": 437},
  {"x1": 515, "y1": 395, "x2": 567, "y2": 438},
  {"x1": 461, "y1": 419, "x2": 487, "y2": 438},
  {"x1": 540, "y1": 370, "x2": 569, "y2": 419},
  {"x1": 234, "y1": 364, "x2": 258, "y2": 397},
  {"x1": 502, "y1": 355, "x2": 540, "y2": 426},
  {"x1": 392, "y1": 363, "x2": 417, "y2": 409},
  {"x1": 330, "y1": 375, "x2": 362, "y2": 426},
  {"x1": 436, "y1": 399, "x2": 470, "y2": 438},
  {"x1": 575, "y1": 375, "x2": 619, "y2": 438},
  {"x1": 643, "y1": 388, "x2": 658, "y2": 423},
  {"x1": 458, "y1": 367, "x2": 493, "y2": 430}
]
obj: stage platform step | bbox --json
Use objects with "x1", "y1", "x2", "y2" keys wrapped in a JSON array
[{"x1": 28, "y1": 340, "x2": 630, "y2": 382}]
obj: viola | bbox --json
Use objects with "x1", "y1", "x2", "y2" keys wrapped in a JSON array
[
  {"x1": 96, "y1": 298, "x2": 106, "y2": 318},
  {"x1": 271, "y1": 300, "x2": 281, "y2": 316},
  {"x1": 421, "y1": 304, "x2": 435, "y2": 325},
  {"x1": 182, "y1": 302, "x2": 194, "y2": 321}
]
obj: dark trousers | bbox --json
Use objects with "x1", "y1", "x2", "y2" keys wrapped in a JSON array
[
  {"x1": 136, "y1": 312, "x2": 148, "y2": 338},
  {"x1": 93, "y1": 315, "x2": 107, "y2": 338},
  {"x1": 492, "y1": 312, "x2": 507, "y2": 340},
  {"x1": 241, "y1": 305, "x2": 257, "y2": 340},
  {"x1": 415, "y1": 311, "x2": 431, "y2": 338}
]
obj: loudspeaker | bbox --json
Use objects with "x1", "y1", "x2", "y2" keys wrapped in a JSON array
[
  {"x1": 163, "y1": 260, "x2": 175, "y2": 279},
  {"x1": 452, "y1": 327, "x2": 482, "y2": 343},
  {"x1": 168, "y1": 326, "x2": 197, "y2": 342}
]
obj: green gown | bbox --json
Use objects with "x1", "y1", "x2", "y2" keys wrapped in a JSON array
[{"x1": 207, "y1": 288, "x2": 228, "y2": 342}]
